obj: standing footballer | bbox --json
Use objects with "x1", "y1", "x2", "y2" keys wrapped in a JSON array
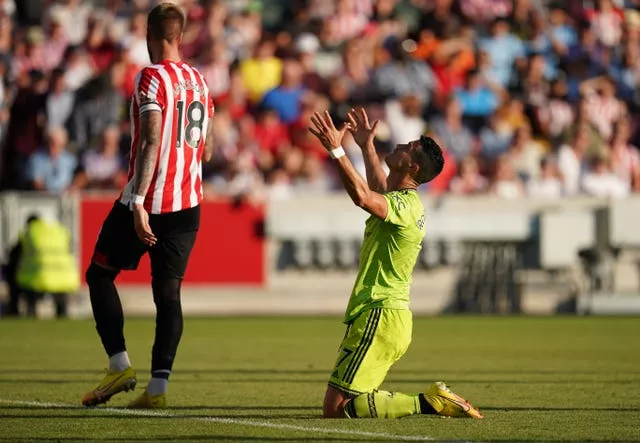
[
  {"x1": 309, "y1": 108, "x2": 483, "y2": 419},
  {"x1": 82, "y1": 3, "x2": 214, "y2": 409}
]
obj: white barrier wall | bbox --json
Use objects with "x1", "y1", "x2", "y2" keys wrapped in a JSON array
[
  {"x1": 4, "y1": 192, "x2": 640, "y2": 316},
  {"x1": 2, "y1": 192, "x2": 639, "y2": 272},
  {"x1": 267, "y1": 195, "x2": 615, "y2": 271}
]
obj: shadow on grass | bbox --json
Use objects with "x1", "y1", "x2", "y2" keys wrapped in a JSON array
[
  {"x1": 474, "y1": 441, "x2": 640, "y2": 443},
  {"x1": 2, "y1": 439, "x2": 636, "y2": 443},
  {"x1": 0, "y1": 405, "x2": 319, "y2": 411},
  {"x1": 0, "y1": 368, "x2": 636, "y2": 376},
  {"x1": 1, "y1": 413, "x2": 321, "y2": 419},
  {"x1": 481, "y1": 406, "x2": 640, "y2": 412},
  {"x1": 0, "y1": 437, "x2": 381, "y2": 442},
  {"x1": 2, "y1": 378, "x2": 637, "y2": 386}
]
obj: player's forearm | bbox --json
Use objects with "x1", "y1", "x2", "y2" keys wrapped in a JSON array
[
  {"x1": 334, "y1": 156, "x2": 373, "y2": 208},
  {"x1": 361, "y1": 141, "x2": 387, "y2": 193},
  {"x1": 133, "y1": 112, "x2": 162, "y2": 198},
  {"x1": 133, "y1": 141, "x2": 160, "y2": 198},
  {"x1": 203, "y1": 117, "x2": 214, "y2": 163}
]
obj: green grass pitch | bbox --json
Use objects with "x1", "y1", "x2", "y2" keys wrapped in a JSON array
[{"x1": 0, "y1": 316, "x2": 639, "y2": 442}]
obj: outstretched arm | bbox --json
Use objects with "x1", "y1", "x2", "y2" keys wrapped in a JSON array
[
  {"x1": 309, "y1": 111, "x2": 388, "y2": 220},
  {"x1": 347, "y1": 107, "x2": 387, "y2": 193}
]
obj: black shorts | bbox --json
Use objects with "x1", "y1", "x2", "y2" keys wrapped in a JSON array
[{"x1": 92, "y1": 201, "x2": 200, "y2": 279}]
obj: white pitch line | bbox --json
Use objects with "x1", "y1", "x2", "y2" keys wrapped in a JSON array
[{"x1": 0, "y1": 399, "x2": 435, "y2": 441}]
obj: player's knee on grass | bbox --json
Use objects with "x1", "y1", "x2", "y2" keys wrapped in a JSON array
[{"x1": 323, "y1": 385, "x2": 351, "y2": 418}]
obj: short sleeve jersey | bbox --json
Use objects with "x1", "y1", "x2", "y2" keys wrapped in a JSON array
[
  {"x1": 344, "y1": 189, "x2": 426, "y2": 323},
  {"x1": 120, "y1": 60, "x2": 215, "y2": 214}
]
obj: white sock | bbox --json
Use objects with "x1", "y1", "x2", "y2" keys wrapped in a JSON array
[
  {"x1": 109, "y1": 351, "x2": 131, "y2": 372},
  {"x1": 147, "y1": 377, "x2": 168, "y2": 396}
]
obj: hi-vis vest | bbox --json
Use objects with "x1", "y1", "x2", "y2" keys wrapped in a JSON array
[{"x1": 16, "y1": 219, "x2": 80, "y2": 294}]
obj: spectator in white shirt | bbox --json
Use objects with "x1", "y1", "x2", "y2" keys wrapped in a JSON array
[
  {"x1": 581, "y1": 156, "x2": 629, "y2": 199},
  {"x1": 536, "y1": 78, "x2": 574, "y2": 146},
  {"x1": 609, "y1": 118, "x2": 639, "y2": 191},
  {"x1": 71, "y1": 126, "x2": 125, "y2": 190},
  {"x1": 62, "y1": 45, "x2": 94, "y2": 91},
  {"x1": 46, "y1": 68, "x2": 74, "y2": 129},
  {"x1": 557, "y1": 132, "x2": 588, "y2": 196},
  {"x1": 527, "y1": 157, "x2": 563, "y2": 199},
  {"x1": 46, "y1": 0, "x2": 92, "y2": 46},
  {"x1": 489, "y1": 154, "x2": 524, "y2": 199},
  {"x1": 121, "y1": 10, "x2": 150, "y2": 68},
  {"x1": 386, "y1": 94, "x2": 426, "y2": 148},
  {"x1": 507, "y1": 124, "x2": 544, "y2": 182},
  {"x1": 449, "y1": 156, "x2": 488, "y2": 195},
  {"x1": 581, "y1": 76, "x2": 627, "y2": 141}
]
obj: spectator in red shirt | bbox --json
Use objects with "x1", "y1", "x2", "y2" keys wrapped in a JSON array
[
  {"x1": 216, "y1": 67, "x2": 249, "y2": 120},
  {"x1": 110, "y1": 41, "x2": 139, "y2": 99},
  {"x1": 254, "y1": 108, "x2": 290, "y2": 156},
  {"x1": 84, "y1": 17, "x2": 116, "y2": 73},
  {"x1": 290, "y1": 99, "x2": 330, "y2": 161},
  {"x1": 2, "y1": 69, "x2": 47, "y2": 189}
]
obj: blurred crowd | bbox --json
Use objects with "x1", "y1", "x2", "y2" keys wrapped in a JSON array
[{"x1": 0, "y1": 0, "x2": 639, "y2": 201}]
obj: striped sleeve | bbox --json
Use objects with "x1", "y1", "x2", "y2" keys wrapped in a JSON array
[{"x1": 135, "y1": 67, "x2": 165, "y2": 114}]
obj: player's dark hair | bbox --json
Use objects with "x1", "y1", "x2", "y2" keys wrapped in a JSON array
[
  {"x1": 147, "y1": 3, "x2": 185, "y2": 42},
  {"x1": 416, "y1": 135, "x2": 444, "y2": 184},
  {"x1": 26, "y1": 213, "x2": 40, "y2": 225}
]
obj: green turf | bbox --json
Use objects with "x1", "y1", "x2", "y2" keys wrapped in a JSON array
[{"x1": 0, "y1": 316, "x2": 639, "y2": 442}]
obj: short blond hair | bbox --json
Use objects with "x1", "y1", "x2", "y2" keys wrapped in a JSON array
[{"x1": 147, "y1": 3, "x2": 185, "y2": 42}]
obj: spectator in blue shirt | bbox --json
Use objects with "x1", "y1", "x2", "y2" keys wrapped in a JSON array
[
  {"x1": 373, "y1": 37, "x2": 437, "y2": 109},
  {"x1": 526, "y1": 11, "x2": 557, "y2": 80},
  {"x1": 429, "y1": 98, "x2": 474, "y2": 161},
  {"x1": 26, "y1": 126, "x2": 77, "y2": 193},
  {"x1": 455, "y1": 70, "x2": 500, "y2": 119},
  {"x1": 261, "y1": 57, "x2": 307, "y2": 124},
  {"x1": 480, "y1": 114, "x2": 512, "y2": 161},
  {"x1": 608, "y1": 45, "x2": 640, "y2": 105},
  {"x1": 549, "y1": 5, "x2": 578, "y2": 55},
  {"x1": 479, "y1": 18, "x2": 526, "y2": 87}
]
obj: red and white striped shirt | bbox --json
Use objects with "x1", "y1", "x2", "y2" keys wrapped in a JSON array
[{"x1": 120, "y1": 60, "x2": 214, "y2": 214}]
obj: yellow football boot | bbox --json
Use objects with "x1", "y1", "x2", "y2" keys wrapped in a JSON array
[
  {"x1": 127, "y1": 390, "x2": 167, "y2": 409},
  {"x1": 82, "y1": 367, "x2": 137, "y2": 407},
  {"x1": 424, "y1": 382, "x2": 483, "y2": 419}
]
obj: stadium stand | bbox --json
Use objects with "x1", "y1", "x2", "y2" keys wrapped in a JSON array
[
  {"x1": 0, "y1": 0, "x2": 638, "y2": 199},
  {"x1": 1, "y1": 0, "x2": 639, "y2": 317}
]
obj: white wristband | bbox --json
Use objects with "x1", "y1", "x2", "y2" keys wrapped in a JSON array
[
  {"x1": 133, "y1": 194, "x2": 145, "y2": 205},
  {"x1": 330, "y1": 146, "x2": 346, "y2": 160}
]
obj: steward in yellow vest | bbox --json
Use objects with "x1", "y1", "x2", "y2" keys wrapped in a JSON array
[{"x1": 16, "y1": 216, "x2": 80, "y2": 317}]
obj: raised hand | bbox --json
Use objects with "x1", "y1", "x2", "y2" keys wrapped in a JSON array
[
  {"x1": 347, "y1": 107, "x2": 379, "y2": 148},
  {"x1": 308, "y1": 111, "x2": 350, "y2": 151}
]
